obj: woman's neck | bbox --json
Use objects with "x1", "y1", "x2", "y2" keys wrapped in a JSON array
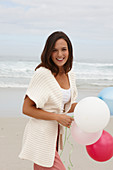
[{"x1": 58, "y1": 67, "x2": 65, "y2": 75}]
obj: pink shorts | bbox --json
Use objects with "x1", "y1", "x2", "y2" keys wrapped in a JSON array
[{"x1": 34, "y1": 150, "x2": 66, "y2": 170}]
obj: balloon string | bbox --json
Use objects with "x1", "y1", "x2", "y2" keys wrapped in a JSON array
[
  {"x1": 60, "y1": 127, "x2": 74, "y2": 170},
  {"x1": 67, "y1": 115, "x2": 74, "y2": 169},
  {"x1": 67, "y1": 128, "x2": 74, "y2": 168}
]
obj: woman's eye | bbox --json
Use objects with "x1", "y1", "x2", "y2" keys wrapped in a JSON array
[
  {"x1": 62, "y1": 48, "x2": 67, "y2": 51},
  {"x1": 52, "y1": 49, "x2": 57, "y2": 52}
]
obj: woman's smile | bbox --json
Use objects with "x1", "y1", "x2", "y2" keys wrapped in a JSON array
[{"x1": 56, "y1": 57, "x2": 65, "y2": 61}]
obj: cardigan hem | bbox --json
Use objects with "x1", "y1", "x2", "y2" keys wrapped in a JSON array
[{"x1": 19, "y1": 155, "x2": 55, "y2": 168}]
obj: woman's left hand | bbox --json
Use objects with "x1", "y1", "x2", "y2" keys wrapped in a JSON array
[{"x1": 56, "y1": 114, "x2": 74, "y2": 128}]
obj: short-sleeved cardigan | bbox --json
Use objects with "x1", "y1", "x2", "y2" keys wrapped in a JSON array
[{"x1": 19, "y1": 67, "x2": 78, "y2": 167}]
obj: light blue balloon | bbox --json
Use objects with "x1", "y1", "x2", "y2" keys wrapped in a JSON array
[{"x1": 98, "y1": 87, "x2": 113, "y2": 116}]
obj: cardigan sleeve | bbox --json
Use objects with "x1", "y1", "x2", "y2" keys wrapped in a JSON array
[
  {"x1": 25, "y1": 68, "x2": 49, "y2": 108},
  {"x1": 72, "y1": 85, "x2": 78, "y2": 104},
  {"x1": 71, "y1": 72, "x2": 78, "y2": 104}
]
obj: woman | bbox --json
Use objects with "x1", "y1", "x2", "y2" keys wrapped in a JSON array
[{"x1": 19, "y1": 31, "x2": 78, "y2": 169}]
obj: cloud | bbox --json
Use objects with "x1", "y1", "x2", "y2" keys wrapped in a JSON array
[
  {"x1": 0, "y1": 0, "x2": 113, "y2": 38},
  {"x1": 0, "y1": 0, "x2": 113, "y2": 60}
]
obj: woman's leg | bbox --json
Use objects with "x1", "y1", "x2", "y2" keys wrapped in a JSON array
[{"x1": 34, "y1": 150, "x2": 66, "y2": 170}]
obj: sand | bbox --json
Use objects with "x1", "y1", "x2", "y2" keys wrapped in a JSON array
[{"x1": 0, "y1": 87, "x2": 113, "y2": 170}]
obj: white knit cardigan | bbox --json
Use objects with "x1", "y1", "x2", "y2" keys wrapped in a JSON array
[{"x1": 19, "y1": 67, "x2": 78, "y2": 167}]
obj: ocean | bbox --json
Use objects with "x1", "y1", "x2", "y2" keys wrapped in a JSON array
[{"x1": 0, "y1": 60, "x2": 113, "y2": 89}]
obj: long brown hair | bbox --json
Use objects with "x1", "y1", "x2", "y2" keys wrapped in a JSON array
[{"x1": 35, "y1": 31, "x2": 73, "y2": 75}]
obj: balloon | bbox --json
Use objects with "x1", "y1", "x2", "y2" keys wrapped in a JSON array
[
  {"x1": 86, "y1": 130, "x2": 113, "y2": 162},
  {"x1": 74, "y1": 97, "x2": 110, "y2": 133},
  {"x1": 98, "y1": 87, "x2": 113, "y2": 116},
  {"x1": 71, "y1": 121, "x2": 103, "y2": 145}
]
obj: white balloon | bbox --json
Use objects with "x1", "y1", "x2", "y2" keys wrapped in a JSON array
[{"x1": 74, "y1": 97, "x2": 110, "y2": 133}]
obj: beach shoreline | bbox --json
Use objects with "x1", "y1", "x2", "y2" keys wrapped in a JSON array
[{"x1": 0, "y1": 86, "x2": 104, "y2": 117}]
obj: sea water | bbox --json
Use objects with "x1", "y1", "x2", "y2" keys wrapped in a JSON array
[{"x1": 0, "y1": 60, "x2": 113, "y2": 88}]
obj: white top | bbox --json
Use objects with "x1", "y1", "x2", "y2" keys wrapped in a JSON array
[
  {"x1": 61, "y1": 88, "x2": 71, "y2": 113},
  {"x1": 19, "y1": 67, "x2": 78, "y2": 167}
]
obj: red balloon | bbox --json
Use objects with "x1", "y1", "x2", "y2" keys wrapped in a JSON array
[{"x1": 86, "y1": 130, "x2": 113, "y2": 162}]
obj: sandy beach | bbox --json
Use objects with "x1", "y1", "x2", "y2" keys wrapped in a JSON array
[{"x1": 0, "y1": 87, "x2": 113, "y2": 170}]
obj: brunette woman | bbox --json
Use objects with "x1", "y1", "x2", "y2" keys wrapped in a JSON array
[{"x1": 19, "y1": 31, "x2": 78, "y2": 170}]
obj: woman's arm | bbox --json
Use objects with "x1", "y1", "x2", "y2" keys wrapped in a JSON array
[
  {"x1": 68, "y1": 102, "x2": 77, "y2": 113},
  {"x1": 23, "y1": 96, "x2": 74, "y2": 128}
]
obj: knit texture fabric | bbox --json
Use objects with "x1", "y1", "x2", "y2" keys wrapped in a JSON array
[{"x1": 19, "y1": 67, "x2": 78, "y2": 167}]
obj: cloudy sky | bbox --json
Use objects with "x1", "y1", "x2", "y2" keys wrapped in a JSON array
[{"x1": 0, "y1": 0, "x2": 113, "y2": 63}]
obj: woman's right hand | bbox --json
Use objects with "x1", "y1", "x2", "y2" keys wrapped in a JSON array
[{"x1": 56, "y1": 114, "x2": 74, "y2": 128}]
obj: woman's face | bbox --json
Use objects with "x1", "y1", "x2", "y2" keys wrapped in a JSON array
[{"x1": 51, "y1": 38, "x2": 69, "y2": 69}]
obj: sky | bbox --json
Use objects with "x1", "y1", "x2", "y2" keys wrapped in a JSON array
[{"x1": 0, "y1": 0, "x2": 113, "y2": 63}]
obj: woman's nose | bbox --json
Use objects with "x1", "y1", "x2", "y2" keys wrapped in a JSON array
[{"x1": 58, "y1": 50, "x2": 62, "y2": 57}]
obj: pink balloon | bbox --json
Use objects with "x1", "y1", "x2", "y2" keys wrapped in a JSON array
[
  {"x1": 86, "y1": 130, "x2": 113, "y2": 162},
  {"x1": 71, "y1": 121, "x2": 102, "y2": 145}
]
